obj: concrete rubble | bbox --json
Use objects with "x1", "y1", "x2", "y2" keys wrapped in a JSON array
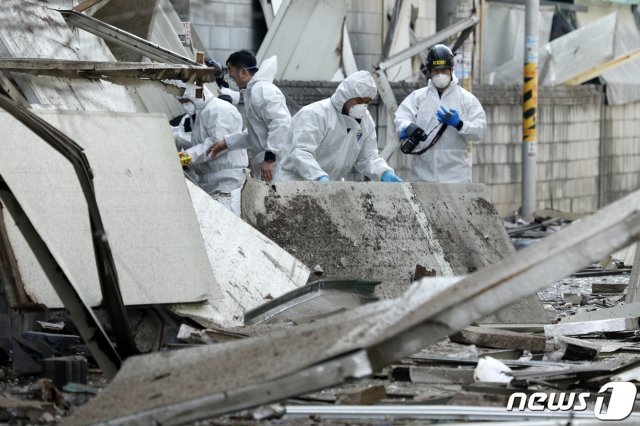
[
  {"x1": 1, "y1": 1, "x2": 640, "y2": 425},
  {"x1": 63, "y1": 188, "x2": 640, "y2": 424}
]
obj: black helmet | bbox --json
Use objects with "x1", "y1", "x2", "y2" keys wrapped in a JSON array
[{"x1": 425, "y1": 44, "x2": 454, "y2": 72}]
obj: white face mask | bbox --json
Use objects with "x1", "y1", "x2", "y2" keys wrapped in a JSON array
[
  {"x1": 220, "y1": 87, "x2": 240, "y2": 105},
  {"x1": 227, "y1": 78, "x2": 240, "y2": 92},
  {"x1": 432, "y1": 73, "x2": 451, "y2": 89},
  {"x1": 348, "y1": 103, "x2": 368, "y2": 120},
  {"x1": 183, "y1": 102, "x2": 196, "y2": 115}
]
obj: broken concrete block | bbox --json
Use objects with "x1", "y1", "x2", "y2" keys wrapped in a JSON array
[
  {"x1": 242, "y1": 180, "x2": 512, "y2": 298},
  {"x1": 449, "y1": 326, "x2": 547, "y2": 352},
  {"x1": 592, "y1": 283, "x2": 627, "y2": 294},
  {"x1": 563, "y1": 292, "x2": 582, "y2": 305},
  {"x1": 408, "y1": 366, "x2": 475, "y2": 384},
  {"x1": 41, "y1": 356, "x2": 87, "y2": 389},
  {"x1": 545, "y1": 317, "x2": 640, "y2": 337},
  {"x1": 176, "y1": 324, "x2": 211, "y2": 345},
  {"x1": 555, "y1": 336, "x2": 601, "y2": 361},
  {"x1": 336, "y1": 384, "x2": 386, "y2": 405}
]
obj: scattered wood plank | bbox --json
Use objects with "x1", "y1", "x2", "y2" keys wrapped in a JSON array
[
  {"x1": 0, "y1": 59, "x2": 213, "y2": 82},
  {"x1": 449, "y1": 326, "x2": 547, "y2": 352}
]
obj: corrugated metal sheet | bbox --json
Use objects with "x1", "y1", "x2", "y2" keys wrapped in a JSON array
[
  {"x1": 0, "y1": 0, "x2": 139, "y2": 111},
  {"x1": 0, "y1": 0, "x2": 193, "y2": 118}
]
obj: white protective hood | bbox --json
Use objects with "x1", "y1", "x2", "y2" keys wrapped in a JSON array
[
  {"x1": 248, "y1": 56, "x2": 278, "y2": 88},
  {"x1": 330, "y1": 70, "x2": 378, "y2": 112}
]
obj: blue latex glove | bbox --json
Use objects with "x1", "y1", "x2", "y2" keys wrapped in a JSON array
[
  {"x1": 399, "y1": 125, "x2": 409, "y2": 140},
  {"x1": 436, "y1": 106, "x2": 460, "y2": 127},
  {"x1": 317, "y1": 175, "x2": 330, "y2": 182},
  {"x1": 381, "y1": 170, "x2": 402, "y2": 182}
]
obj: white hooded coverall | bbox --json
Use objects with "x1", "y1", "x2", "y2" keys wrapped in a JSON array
[
  {"x1": 394, "y1": 72, "x2": 486, "y2": 183},
  {"x1": 223, "y1": 56, "x2": 291, "y2": 177},
  {"x1": 276, "y1": 71, "x2": 393, "y2": 181},
  {"x1": 172, "y1": 87, "x2": 248, "y2": 215},
  {"x1": 185, "y1": 97, "x2": 247, "y2": 195}
]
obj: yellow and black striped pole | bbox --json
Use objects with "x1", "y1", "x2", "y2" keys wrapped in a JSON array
[{"x1": 521, "y1": 0, "x2": 538, "y2": 221}]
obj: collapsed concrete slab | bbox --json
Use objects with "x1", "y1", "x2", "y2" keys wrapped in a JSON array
[
  {"x1": 242, "y1": 180, "x2": 511, "y2": 297},
  {"x1": 241, "y1": 178, "x2": 545, "y2": 323},
  {"x1": 65, "y1": 189, "x2": 640, "y2": 425},
  {"x1": 0, "y1": 109, "x2": 217, "y2": 307},
  {"x1": 170, "y1": 181, "x2": 310, "y2": 327}
]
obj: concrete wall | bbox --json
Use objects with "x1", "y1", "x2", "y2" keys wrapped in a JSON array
[
  {"x1": 470, "y1": 85, "x2": 604, "y2": 216},
  {"x1": 600, "y1": 101, "x2": 640, "y2": 206}
]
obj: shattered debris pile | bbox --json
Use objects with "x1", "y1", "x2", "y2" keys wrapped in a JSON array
[{"x1": 0, "y1": 0, "x2": 640, "y2": 424}]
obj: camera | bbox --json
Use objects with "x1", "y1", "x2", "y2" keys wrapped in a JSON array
[{"x1": 400, "y1": 123, "x2": 428, "y2": 154}]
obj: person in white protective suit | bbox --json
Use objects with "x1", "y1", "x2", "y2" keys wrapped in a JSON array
[
  {"x1": 206, "y1": 50, "x2": 291, "y2": 182},
  {"x1": 394, "y1": 44, "x2": 486, "y2": 183},
  {"x1": 172, "y1": 84, "x2": 248, "y2": 216},
  {"x1": 275, "y1": 70, "x2": 402, "y2": 183}
]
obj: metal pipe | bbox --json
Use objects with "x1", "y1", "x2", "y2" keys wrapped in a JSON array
[
  {"x1": 520, "y1": 0, "x2": 539, "y2": 221},
  {"x1": 283, "y1": 405, "x2": 633, "y2": 421}
]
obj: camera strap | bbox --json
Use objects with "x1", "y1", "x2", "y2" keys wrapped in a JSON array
[{"x1": 406, "y1": 123, "x2": 448, "y2": 156}]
